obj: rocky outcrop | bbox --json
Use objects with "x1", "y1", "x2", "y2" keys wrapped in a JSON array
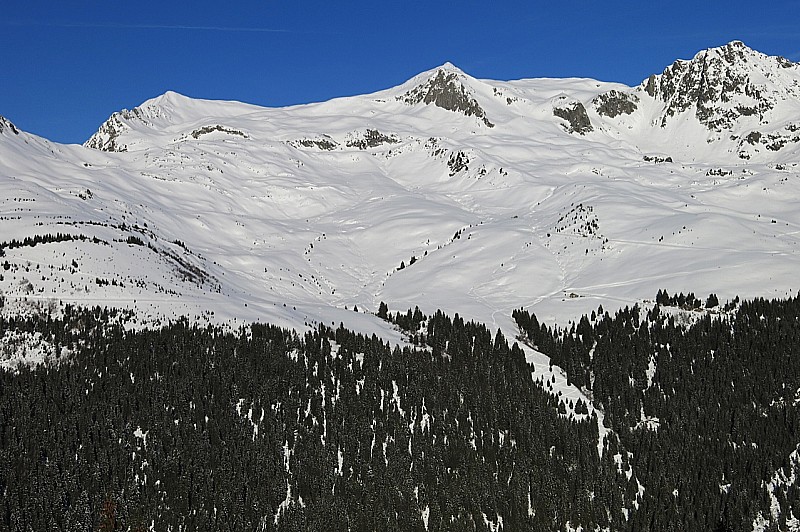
[
  {"x1": 291, "y1": 136, "x2": 339, "y2": 150},
  {"x1": 85, "y1": 113, "x2": 130, "y2": 152},
  {"x1": 190, "y1": 125, "x2": 248, "y2": 140},
  {"x1": 84, "y1": 101, "x2": 167, "y2": 152},
  {"x1": 593, "y1": 90, "x2": 639, "y2": 118},
  {"x1": 345, "y1": 129, "x2": 399, "y2": 149},
  {"x1": 732, "y1": 124, "x2": 800, "y2": 159},
  {"x1": 399, "y1": 69, "x2": 494, "y2": 127},
  {"x1": 642, "y1": 41, "x2": 800, "y2": 130},
  {"x1": 553, "y1": 102, "x2": 593, "y2": 135},
  {"x1": 0, "y1": 116, "x2": 20, "y2": 136}
]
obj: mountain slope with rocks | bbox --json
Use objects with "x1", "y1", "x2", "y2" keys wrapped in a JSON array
[{"x1": 1, "y1": 41, "x2": 799, "y2": 336}]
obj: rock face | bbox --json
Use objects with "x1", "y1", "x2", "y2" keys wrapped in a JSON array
[
  {"x1": 84, "y1": 110, "x2": 139, "y2": 152},
  {"x1": 593, "y1": 90, "x2": 639, "y2": 118},
  {"x1": 84, "y1": 101, "x2": 167, "y2": 152},
  {"x1": 345, "y1": 129, "x2": 399, "y2": 150},
  {"x1": 292, "y1": 136, "x2": 338, "y2": 150},
  {"x1": 553, "y1": 102, "x2": 593, "y2": 134},
  {"x1": 0, "y1": 116, "x2": 20, "y2": 136},
  {"x1": 642, "y1": 41, "x2": 800, "y2": 130},
  {"x1": 190, "y1": 125, "x2": 247, "y2": 140},
  {"x1": 399, "y1": 68, "x2": 494, "y2": 127}
]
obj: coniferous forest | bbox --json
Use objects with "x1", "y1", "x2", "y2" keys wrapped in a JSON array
[{"x1": 1, "y1": 294, "x2": 800, "y2": 531}]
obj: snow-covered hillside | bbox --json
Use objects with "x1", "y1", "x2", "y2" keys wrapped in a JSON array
[{"x1": 1, "y1": 41, "x2": 799, "y2": 337}]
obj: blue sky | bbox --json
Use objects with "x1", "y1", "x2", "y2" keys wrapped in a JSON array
[{"x1": 2, "y1": 0, "x2": 799, "y2": 144}]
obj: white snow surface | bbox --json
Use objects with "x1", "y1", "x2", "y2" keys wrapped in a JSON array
[{"x1": 1, "y1": 41, "x2": 799, "y2": 348}]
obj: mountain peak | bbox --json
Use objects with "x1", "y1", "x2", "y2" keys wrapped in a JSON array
[
  {"x1": 141, "y1": 90, "x2": 197, "y2": 110},
  {"x1": 397, "y1": 64, "x2": 494, "y2": 127},
  {"x1": 698, "y1": 40, "x2": 752, "y2": 61},
  {"x1": 84, "y1": 92, "x2": 194, "y2": 151},
  {"x1": 432, "y1": 61, "x2": 464, "y2": 74},
  {"x1": 642, "y1": 40, "x2": 800, "y2": 130},
  {"x1": 690, "y1": 40, "x2": 795, "y2": 69}
]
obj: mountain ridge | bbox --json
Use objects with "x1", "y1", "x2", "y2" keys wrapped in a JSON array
[
  {"x1": 82, "y1": 41, "x2": 800, "y2": 163},
  {"x1": 641, "y1": 40, "x2": 800, "y2": 130}
]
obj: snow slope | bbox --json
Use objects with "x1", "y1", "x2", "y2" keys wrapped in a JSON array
[{"x1": 1, "y1": 40, "x2": 799, "y2": 340}]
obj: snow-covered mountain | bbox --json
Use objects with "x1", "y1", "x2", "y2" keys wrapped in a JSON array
[{"x1": 1, "y1": 41, "x2": 799, "y2": 337}]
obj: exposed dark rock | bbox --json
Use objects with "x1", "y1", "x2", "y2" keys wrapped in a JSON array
[
  {"x1": 643, "y1": 155, "x2": 673, "y2": 163},
  {"x1": 294, "y1": 136, "x2": 338, "y2": 150},
  {"x1": 399, "y1": 69, "x2": 494, "y2": 127},
  {"x1": 733, "y1": 125, "x2": 800, "y2": 157},
  {"x1": 85, "y1": 107, "x2": 154, "y2": 152},
  {"x1": 345, "y1": 129, "x2": 399, "y2": 150},
  {"x1": 593, "y1": 90, "x2": 639, "y2": 118},
  {"x1": 644, "y1": 75, "x2": 658, "y2": 97},
  {"x1": 764, "y1": 131, "x2": 800, "y2": 151},
  {"x1": 447, "y1": 150, "x2": 469, "y2": 176},
  {"x1": 85, "y1": 102, "x2": 167, "y2": 152},
  {"x1": 85, "y1": 114, "x2": 128, "y2": 152},
  {"x1": 0, "y1": 116, "x2": 19, "y2": 136},
  {"x1": 706, "y1": 168, "x2": 732, "y2": 176},
  {"x1": 553, "y1": 102, "x2": 593, "y2": 134},
  {"x1": 642, "y1": 41, "x2": 798, "y2": 130},
  {"x1": 745, "y1": 131, "x2": 762, "y2": 145},
  {"x1": 191, "y1": 125, "x2": 248, "y2": 139}
]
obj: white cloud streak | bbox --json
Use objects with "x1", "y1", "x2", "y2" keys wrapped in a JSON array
[{"x1": 4, "y1": 20, "x2": 290, "y2": 33}]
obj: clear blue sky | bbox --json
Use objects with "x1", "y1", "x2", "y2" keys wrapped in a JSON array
[{"x1": 2, "y1": 1, "x2": 799, "y2": 144}]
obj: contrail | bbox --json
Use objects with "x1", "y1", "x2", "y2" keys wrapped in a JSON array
[{"x1": 4, "y1": 20, "x2": 291, "y2": 33}]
